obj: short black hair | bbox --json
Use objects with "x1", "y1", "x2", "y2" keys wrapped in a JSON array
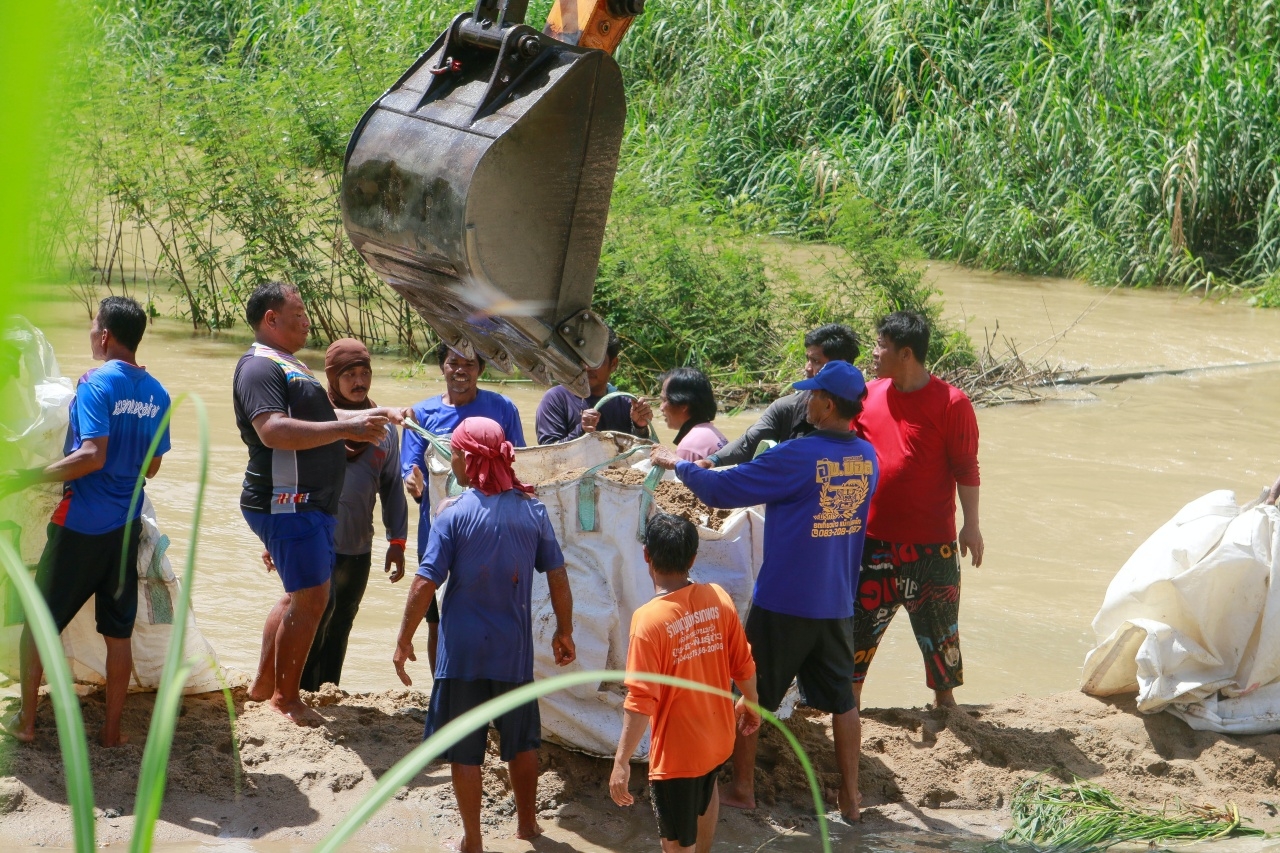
[
  {"x1": 814, "y1": 388, "x2": 863, "y2": 420},
  {"x1": 803, "y1": 323, "x2": 860, "y2": 362},
  {"x1": 644, "y1": 512, "x2": 699, "y2": 574},
  {"x1": 605, "y1": 329, "x2": 622, "y2": 362},
  {"x1": 876, "y1": 311, "x2": 930, "y2": 364},
  {"x1": 97, "y1": 296, "x2": 147, "y2": 352},
  {"x1": 660, "y1": 367, "x2": 716, "y2": 424},
  {"x1": 246, "y1": 281, "x2": 299, "y2": 329},
  {"x1": 434, "y1": 340, "x2": 487, "y2": 372}
]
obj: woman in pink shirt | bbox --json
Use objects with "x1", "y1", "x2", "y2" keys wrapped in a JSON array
[{"x1": 659, "y1": 367, "x2": 728, "y2": 462}]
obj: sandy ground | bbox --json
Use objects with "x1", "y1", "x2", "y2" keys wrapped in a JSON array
[{"x1": 2, "y1": 686, "x2": 1280, "y2": 850}]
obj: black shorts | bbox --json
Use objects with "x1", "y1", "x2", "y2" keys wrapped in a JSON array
[
  {"x1": 424, "y1": 678, "x2": 540, "y2": 766},
  {"x1": 34, "y1": 521, "x2": 141, "y2": 639},
  {"x1": 746, "y1": 604, "x2": 857, "y2": 715},
  {"x1": 651, "y1": 767, "x2": 718, "y2": 847}
]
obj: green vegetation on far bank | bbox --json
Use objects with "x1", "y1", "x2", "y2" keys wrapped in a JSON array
[
  {"x1": 76, "y1": 0, "x2": 1280, "y2": 390},
  {"x1": 56, "y1": 0, "x2": 970, "y2": 397},
  {"x1": 621, "y1": 0, "x2": 1280, "y2": 294}
]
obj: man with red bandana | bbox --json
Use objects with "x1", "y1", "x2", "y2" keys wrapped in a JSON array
[
  {"x1": 853, "y1": 311, "x2": 983, "y2": 709},
  {"x1": 392, "y1": 417, "x2": 576, "y2": 853}
]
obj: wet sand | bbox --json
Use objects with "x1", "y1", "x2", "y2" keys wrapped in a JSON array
[{"x1": 3, "y1": 687, "x2": 1280, "y2": 849}]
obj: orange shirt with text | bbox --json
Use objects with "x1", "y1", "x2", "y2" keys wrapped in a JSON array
[{"x1": 623, "y1": 583, "x2": 756, "y2": 780}]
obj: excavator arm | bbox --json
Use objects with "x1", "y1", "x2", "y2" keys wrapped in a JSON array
[{"x1": 341, "y1": 0, "x2": 643, "y2": 396}]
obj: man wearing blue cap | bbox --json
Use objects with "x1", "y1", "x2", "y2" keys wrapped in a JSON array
[{"x1": 650, "y1": 360, "x2": 878, "y2": 823}]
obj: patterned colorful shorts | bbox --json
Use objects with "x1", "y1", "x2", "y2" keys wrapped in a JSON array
[{"x1": 852, "y1": 538, "x2": 963, "y2": 691}]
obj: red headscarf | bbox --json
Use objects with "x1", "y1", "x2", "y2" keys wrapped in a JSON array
[{"x1": 450, "y1": 417, "x2": 534, "y2": 496}]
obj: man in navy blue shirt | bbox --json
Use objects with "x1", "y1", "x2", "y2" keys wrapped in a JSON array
[
  {"x1": 534, "y1": 329, "x2": 653, "y2": 445},
  {"x1": 393, "y1": 417, "x2": 575, "y2": 853},
  {"x1": 1, "y1": 297, "x2": 171, "y2": 747},
  {"x1": 650, "y1": 360, "x2": 878, "y2": 823}
]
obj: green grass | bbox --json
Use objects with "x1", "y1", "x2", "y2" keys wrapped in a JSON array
[
  {"x1": 46, "y1": 0, "x2": 975, "y2": 397},
  {"x1": 1002, "y1": 776, "x2": 1265, "y2": 853}
]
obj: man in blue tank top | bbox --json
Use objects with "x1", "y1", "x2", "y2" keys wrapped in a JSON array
[{"x1": 1, "y1": 297, "x2": 171, "y2": 747}]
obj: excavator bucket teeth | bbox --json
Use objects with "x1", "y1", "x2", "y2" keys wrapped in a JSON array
[{"x1": 341, "y1": 11, "x2": 625, "y2": 395}]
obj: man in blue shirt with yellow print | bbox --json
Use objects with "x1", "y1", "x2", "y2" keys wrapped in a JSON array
[{"x1": 650, "y1": 360, "x2": 878, "y2": 824}]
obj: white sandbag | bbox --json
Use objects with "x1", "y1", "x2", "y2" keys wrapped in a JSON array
[
  {"x1": 57, "y1": 496, "x2": 228, "y2": 694},
  {"x1": 1080, "y1": 489, "x2": 1280, "y2": 732},
  {"x1": 0, "y1": 319, "x2": 233, "y2": 694},
  {"x1": 424, "y1": 431, "x2": 764, "y2": 757}
]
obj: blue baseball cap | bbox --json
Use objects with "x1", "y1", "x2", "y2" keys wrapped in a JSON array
[{"x1": 792, "y1": 360, "x2": 867, "y2": 401}]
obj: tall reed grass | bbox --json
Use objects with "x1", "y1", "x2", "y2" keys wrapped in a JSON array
[{"x1": 616, "y1": 0, "x2": 1280, "y2": 291}]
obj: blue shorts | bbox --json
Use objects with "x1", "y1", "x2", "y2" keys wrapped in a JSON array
[
  {"x1": 424, "y1": 678, "x2": 540, "y2": 766},
  {"x1": 242, "y1": 509, "x2": 335, "y2": 593}
]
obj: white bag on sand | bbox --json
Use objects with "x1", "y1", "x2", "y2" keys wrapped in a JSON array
[
  {"x1": 1081, "y1": 489, "x2": 1280, "y2": 733},
  {"x1": 424, "y1": 431, "x2": 764, "y2": 757},
  {"x1": 0, "y1": 320, "x2": 231, "y2": 695},
  {"x1": 57, "y1": 496, "x2": 227, "y2": 694}
]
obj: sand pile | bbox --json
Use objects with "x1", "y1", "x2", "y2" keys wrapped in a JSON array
[
  {"x1": 5, "y1": 687, "x2": 1280, "y2": 848},
  {"x1": 538, "y1": 465, "x2": 733, "y2": 531}
]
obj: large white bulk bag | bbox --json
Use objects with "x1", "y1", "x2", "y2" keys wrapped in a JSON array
[
  {"x1": 422, "y1": 430, "x2": 764, "y2": 757},
  {"x1": 1081, "y1": 489, "x2": 1280, "y2": 733}
]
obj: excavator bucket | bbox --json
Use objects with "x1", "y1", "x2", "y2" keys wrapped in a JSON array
[{"x1": 341, "y1": 0, "x2": 636, "y2": 395}]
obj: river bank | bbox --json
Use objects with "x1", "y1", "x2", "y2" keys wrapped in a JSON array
[{"x1": 2, "y1": 686, "x2": 1279, "y2": 849}]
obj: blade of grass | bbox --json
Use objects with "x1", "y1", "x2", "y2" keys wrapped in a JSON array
[
  {"x1": 314, "y1": 669, "x2": 833, "y2": 853},
  {"x1": 129, "y1": 392, "x2": 208, "y2": 853},
  {"x1": 0, "y1": 538, "x2": 95, "y2": 852}
]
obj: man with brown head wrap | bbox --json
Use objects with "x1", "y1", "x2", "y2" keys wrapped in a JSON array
[{"x1": 296, "y1": 338, "x2": 409, "y2": 690}]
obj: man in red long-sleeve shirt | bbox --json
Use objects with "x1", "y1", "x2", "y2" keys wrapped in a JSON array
[{"x1": 852, "y1": 311, "x2": 983, "y2": 709}]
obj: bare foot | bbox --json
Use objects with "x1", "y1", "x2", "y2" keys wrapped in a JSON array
[
  {"x1": 0, "y1": 712, "x2": 35, "y2": 744},
  {"x1": 839, "y1": 789, "x2": 862, "y2": 823},
  {"x1": 270, "y1": 698, "x2": 325, "y2": 727},
  {"x1": 98, "y1": 728, "x2": 130, "y2": 748},
  {"x1": 446, "y1": 836, "x2": 482, "y2": 853},
  {"x1": 247, "y1": 679, "x2": 273, "y2": 703},
  {"x1": 933, "y1": 689, "x2": 957, "y2": 709},
  {"x1": 719, "y1": 787, "x2": 756, "y2": 811},
  {"x1": 515, "y1": 820, "x2": 543, "y2": 840}
]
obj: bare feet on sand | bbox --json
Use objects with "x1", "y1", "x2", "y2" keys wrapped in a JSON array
[
  {"x1": 270, "y1": 698, "x2": 325, "y2": 727},
  {"x1": 933, "y1": 689, "x2": 957, "y2": 709},
  {"x1": 839, "y1": 790, "x2": 862, "y2": 823},
  {"x1": 247, "y1": 680, "x2": 273, "y2": 703},
  {"x1": 447, "y1": 836, "x2": 482, "y2": 853},
  {"x1": 98, "y1": 728, "x2": 130, "y2": 748},
  {"x1": 719, "y1": 786, "x2": 756, "y2": 811},
  {"x1": 0, "y1": 712, "x2": 35, "y2": 744},
  {"x1": 515, "y1": 821, "x2": 544, "y2": 841}
]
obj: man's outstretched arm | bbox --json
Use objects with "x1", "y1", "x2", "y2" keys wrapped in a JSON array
[
  {"x1": 393, "y1": 574, "x2": 438, "y2": 685},
  {"x1": 546, "y1": 567, "x2": 576, "y2": 666}
]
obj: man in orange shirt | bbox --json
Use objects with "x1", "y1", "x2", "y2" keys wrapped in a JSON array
[{"x1": 610, "y1": 513, "x2": 760, "y2": 853}]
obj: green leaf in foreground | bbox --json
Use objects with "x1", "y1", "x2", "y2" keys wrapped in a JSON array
[
  {"x1": 130, "y1": 393, "x2": 210, "y2": 853},
  {"x1": 1001, "y1": 776, "x2": 1265, "y2": 853},
  {"x1": 314, "y1": 670, "x2": 834, "y2": 853},
  {"x1": 0, "y1": 538, "x2": 95, "y2": 853}
]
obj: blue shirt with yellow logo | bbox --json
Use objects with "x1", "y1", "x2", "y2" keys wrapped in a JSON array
[{"x1": 674, "y1": 430, "x2": 878, "y2": 619}]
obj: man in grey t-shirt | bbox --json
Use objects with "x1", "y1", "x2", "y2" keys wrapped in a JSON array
[
  {"x1": 299, "y1": 338, "x2": 409, "y2": 690},
  {"x1": 702, "y1": 324, "x2": 861, "y2": 468}
]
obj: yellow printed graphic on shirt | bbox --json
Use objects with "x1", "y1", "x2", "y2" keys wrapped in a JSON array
[{"x1": 812, "y1": 455, "x2": 873, "y2": 538}]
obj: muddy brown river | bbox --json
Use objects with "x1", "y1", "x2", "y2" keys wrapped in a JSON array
[{"x1": 31, "y1": 263, "x2": 1280, "y2": 715}]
